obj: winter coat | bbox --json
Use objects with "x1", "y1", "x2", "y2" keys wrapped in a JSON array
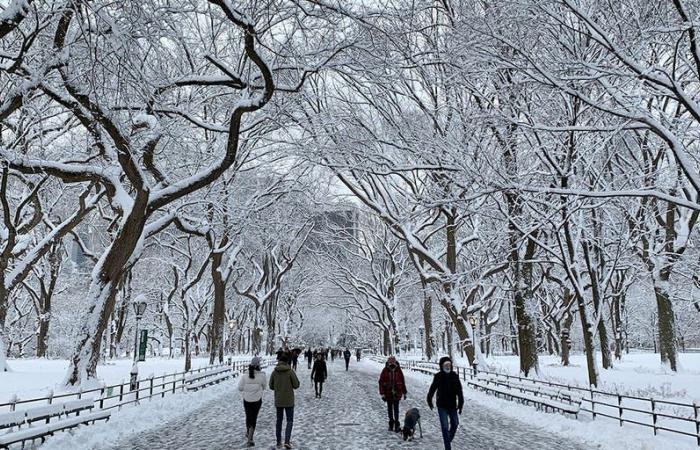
[
  {"x1": 379, "y1": 364, "x2": 407, "y2": 401},
  {"x1": 426, "y1": 370, "x2": 464, "y2": 411},
  {"x1": 237, "y1": 369, "x2": 267, "y2": 403},
  {"x1": 311, "y1": 359, "x2": 327, "y2": 382},
  {"x1": 343, "y1": 350, "x2": 351, "y2": 360},
  {"x1": 268, "y1": 362, "x2": 300, "y2": 408}
]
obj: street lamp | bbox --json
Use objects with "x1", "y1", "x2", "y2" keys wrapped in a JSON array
[
  {"x1": 228, "y1": 319, "x2": 237, "y2": 365},
  {"x1": 130, "y1": 299, "x2": 147, "y2": 392},
  {"x1": 468, "y1": 315, "x2": 478, "y2": 375},
  {"x1": 418, "y1": 326, "x2": 424, "y2": 359}
]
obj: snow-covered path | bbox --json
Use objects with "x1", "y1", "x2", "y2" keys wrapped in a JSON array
[{"x1": 112, "y1": 359, "x2": 590, "y2": 450}]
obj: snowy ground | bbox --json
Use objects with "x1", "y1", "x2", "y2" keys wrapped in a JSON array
[
  {"x1": 0, "y1": 356, "x2": 246, "y2": 404},
  {"x1": 34, "y1": 358, "x2": 648, "y2": 450}
]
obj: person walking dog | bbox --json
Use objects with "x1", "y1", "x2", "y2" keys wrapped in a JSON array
[
  {"x1": 426, "y1": 356, "x2": 464, "y2": 450},
  {"x1": 269, "y1": 353, "x2": 300, "y2": 449},
  {"x1": 237, "y1": 356, "x2": 266, "y2": 447},
  {"x1": 378, "y1": 356, "x2": 407, "y2": 433}
]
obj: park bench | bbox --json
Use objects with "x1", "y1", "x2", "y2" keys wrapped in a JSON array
[
  {"x1": 0, "y1": 398, "x2": 110, "y2": 448},
  {"x1": 469, "y1": 375, "x2": 581, "y2": 417},
  {"x1": 185, "y1": 366, "x2": 236, "y2": 391}
]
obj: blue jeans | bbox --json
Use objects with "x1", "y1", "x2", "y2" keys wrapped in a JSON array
[
  {"x1": 276, "y1": 407, "x2": 294, "y2": 444},
  {"x1": 437, "y1": 407, "x2": 459, "y2": 450}
]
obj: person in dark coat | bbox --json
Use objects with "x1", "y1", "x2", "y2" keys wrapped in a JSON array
[
  {"x1": 291, "y1": 349, "x2": 300, "y2": 371},
  {"x1": 305, "y1": 349, "x2": 313, "y2": 369},
  {"x1": 356, "y1": 348, "x2": 361, "y2": 361},
  {"x1": 378, "y1": 356, "x2": 407, "y2": 432},
  {"x1": 426, "y1": 356, "x2": 464, "y2": 450},
  {"x1": 310, "y1": 353, "x2": 328, "y2": 398},
  {"x1": 269, "y1": 353, "x2": 300, "y2": 449},
  {"x1": 343, "y1": 348, "x2": 351, "y2": 370}
]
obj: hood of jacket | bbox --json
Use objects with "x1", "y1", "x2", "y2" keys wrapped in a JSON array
[{"x1": 275, "y1": 362, "x2": 291, "y2": 372}]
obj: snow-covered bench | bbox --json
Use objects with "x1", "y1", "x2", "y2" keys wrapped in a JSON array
[
  {"x1": 0, "y1": 398, "x2": 110, "y2": 448},
  {"x1": 185, "y1": 366, "x2": 235, "y2": 391},
  {"x1": 469, "y1": 376, "x2": 582, "y2": 417}
]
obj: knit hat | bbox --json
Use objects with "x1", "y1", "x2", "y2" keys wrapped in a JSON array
[
  {"x1": 439, "y1": 356, "x2": 452, "y2": 369},
  {"x1": 278, "y1": 352, "x2": 290, "y2": 363},
  {"x1": 250, "y1": 356, "x2": 262, "y2": 367}
]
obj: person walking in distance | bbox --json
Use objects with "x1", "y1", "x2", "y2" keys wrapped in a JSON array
[
  {"x1": 305, "y1": 349, "x2": 313, "y2": 369},
  {"x1": 378, "y1": 356, "x2": 407, "y2": 433},
  {"x1": 237, "y1": 356, "x2": 266, "y2": 447},
  {"x1": 269, "y1": 353, "x2": 300, "y2": 449},
  {"x1": 310, "y1": 353, "x2": 328, "y2": 398},
  {"x1": 355, "y1": 348, "x2": 361, "y2": 362},
  {"x1": 426, "y1": 356, "x2": 464, "y2": 450},
  {"x1": 343, "y1": 348, "x2": 351, "y2": 371}
]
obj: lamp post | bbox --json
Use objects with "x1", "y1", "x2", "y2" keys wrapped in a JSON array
[
  {"x1": 468, "y1": 315, "x2": 478, "y2": 375},
  {"x1": 418, "y1": 326, "x2": 424, "y2": 359},
  {"x1": 130, "y1": 299, "x2": 147, "y2": 391},
  {"x1": 228, "y1": 319, "x2": 237, "y2": 365}
]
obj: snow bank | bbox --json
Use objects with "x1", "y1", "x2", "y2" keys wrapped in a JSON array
[
  {"x1": 0, "y1": 357, "x2": 249, "y2": 404},
  {"x1": 39, "y1": 378, "x2": 238, "y2": 450}
]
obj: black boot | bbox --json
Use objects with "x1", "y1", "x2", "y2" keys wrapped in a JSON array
[
  {"x1": 388, "y1": 420, "x2": 394, "y2": 431},
  {"x1": 394, "y1": 421, "x2": 401, "y2": 433}
]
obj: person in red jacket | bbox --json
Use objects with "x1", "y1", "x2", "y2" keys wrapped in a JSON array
[{"x1": 378, "y1": 356, "x2": 407, "y2": 432}]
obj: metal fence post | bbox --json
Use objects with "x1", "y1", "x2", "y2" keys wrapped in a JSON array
[
  {"x1": 617, "y1": 394, "x2": 622, "y2": 426},
  {"x1": 149, "y1": 376, "x2": 154, "y2": 400},
  {"x1": 590, "y1": 387, "x2": 595, "y2": 420},
  {"x1": 693, "y1": 402, "x2": 699, "y2": 446},
  {"x1": 651, "y1": 398, "x2": 657, "y2": 436}
]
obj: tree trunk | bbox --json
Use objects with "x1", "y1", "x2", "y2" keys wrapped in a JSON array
[
  {"x1": 422, "y1": 292, "x2": 434, "y2": 360},
  {"x1": 209, "y1": 235, "x2": 227, "y2": 365},
  {"x1": 575, "y1": 291, "x2": 598, "y2": 386},
  {"x1": 64, "y1": 195, "x2": 149, "y2": 386},
  {"x1": 654, "y1": 280, "x2": 678, "y2": 371}
]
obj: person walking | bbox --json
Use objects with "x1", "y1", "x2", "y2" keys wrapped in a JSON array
[
  {"x1": 378, "y1": 356, "x2": 407, "y2": 433},
  {"x1": 343, "y1": 348, "x2": 351, "y2": 371},
  {"x1": 426, "y1": 356, "x2": 464, "y2": 450},
  {"x1": 305, "y1": 349, "x2": 313, "y2": 369},
  {"x1": 237, "y1": 356, "x2": 266, "y2": 447},
  {"x1": 310, "y1": 353, "x2": 328, "y2": 398},
  {"x1": 269, "y1": 353, "x2": 300, "y2": 449},
  {"x1": 356, "y1": 348, "x2": 361, "y2": 362},
  {"x1": 291, "y1": 349, "x2": 299, "y2": 371}
]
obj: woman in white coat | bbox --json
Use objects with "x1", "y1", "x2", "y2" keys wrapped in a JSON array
[{"x1": 238, "y1": 356, "x2": 266, "y2": 447}]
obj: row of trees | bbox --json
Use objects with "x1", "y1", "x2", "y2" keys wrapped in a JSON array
[{"x1": 2, "y1": 0, "x2": 700, "y2": 389}]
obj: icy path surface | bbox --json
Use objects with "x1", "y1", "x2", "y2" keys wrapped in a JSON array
[{"x1": 113, "y1": 360, "x2": 591, "y2": 450}]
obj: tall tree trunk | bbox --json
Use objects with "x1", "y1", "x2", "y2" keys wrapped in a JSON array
[
  {"x1": 654, "y1": 277, "x2": 677, "y2": 371},
  {"x1": 422, "y1": 292, "x2": 434, "y2": 360},
  {"x1": 209, "y1": 235, "x2": 227, "y2": 365},
  {"x1": 64, "y1": 195, "x2": 149, "y2": 386}
]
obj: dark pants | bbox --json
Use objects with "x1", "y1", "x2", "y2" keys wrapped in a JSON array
[
  {"x1": 307, "y1": 358, "x2": 312, "y2": 369},
  {"x1": 314, "y1": 381, "x2": 324, "y2": 396},
  {"x1": 344, "y1": 358, "x2": 350, "y2": 370},
  {"x1": 292, "y1": 359, "x2": 298, "y2": 370},
  {"x1": 437, "y1": 407, "x2": 459, "y2": 450},
  {"x1": 386, "y1": 399, "x2": 400, "y2": 423},
  {"x1": 276, "y1": 406, "x2": 294, "y2": 444},
  {"x1": 243, "y1": 400, "x2": 262, "y2": 429}
]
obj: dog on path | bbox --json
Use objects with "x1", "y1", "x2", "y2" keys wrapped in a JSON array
[{"x1": 401, "y1": 407, "x2": 422, "y2": 441}]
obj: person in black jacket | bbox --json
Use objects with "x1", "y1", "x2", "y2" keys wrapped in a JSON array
[
  {"x1": 426, "y1": 356, "x2": 464, "y2": 450},
  {"x1": 310, "y1": 354, "x2": 328, "y2": 398},
  {"x1": 343, "y1": 348, "x2": 351, "y2": 370}
]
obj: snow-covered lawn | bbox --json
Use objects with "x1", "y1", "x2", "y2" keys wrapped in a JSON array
[{"x1": 0, "y1": 356, "x2": 250, "y2": 404}]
